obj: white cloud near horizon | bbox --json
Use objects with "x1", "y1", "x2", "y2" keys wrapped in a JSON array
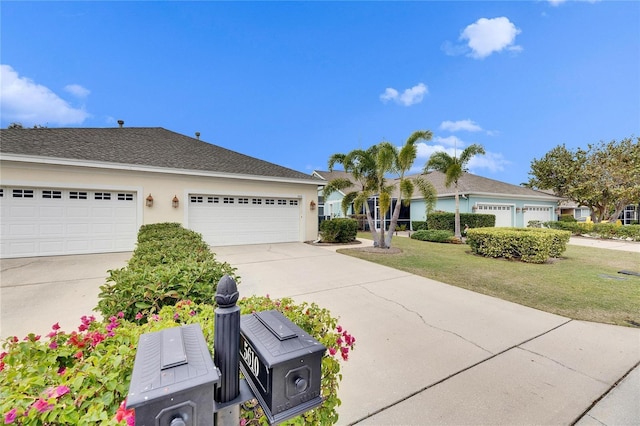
[
  {"x1": 380, "y1": 83, "x2": 428, "y2": 106},
  {"x1": 1, "y1": 64, "x2": 90, "y2": 126},
  {"x1": 443, "y1": 17, "x2": 522, "y2": 59},
  {"x1": 440, "y1": 119, "x2": 483, "y2": 132},
  {"x1": 548, "y1": 0, "x2": 600, "y2": 6}
]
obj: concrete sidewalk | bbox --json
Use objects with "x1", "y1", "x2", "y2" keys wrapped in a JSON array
[
  {"x1": 1, "y1": 237, "x2": 638, "y2": 425},
  {"x1": 212, "y1": 240, "x2": 640, "y2": 425}
]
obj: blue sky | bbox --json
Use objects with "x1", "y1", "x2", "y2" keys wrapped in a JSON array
[{"x1": 2, "y1": 1, "x2": 638, "y2": 186}]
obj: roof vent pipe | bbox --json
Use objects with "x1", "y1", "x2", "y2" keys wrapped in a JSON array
[
  {"x1": 195, "y1": 132, "x2": 200, "y2": 140},
  {"x1": 117, "y1": 120, "x2": 124, "y2": 128}
]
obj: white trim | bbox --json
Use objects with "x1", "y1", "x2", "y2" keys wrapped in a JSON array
[{"x1": 1, "y1": 154, "x2": 321, "y2": 186}]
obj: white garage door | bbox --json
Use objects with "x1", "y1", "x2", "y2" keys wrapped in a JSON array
[
  {"x1": 476, "y1": 204, "x2": 513, "y2": 227},
  {"x1": 0, "y1": 187, "x2": 138, "y2": 258},
  {"x1": 524, "y1": 206, "x2": 553, "y2": 225},
  {"x1": 188, "y1": 194, "x2": 301, "y2": 246}
]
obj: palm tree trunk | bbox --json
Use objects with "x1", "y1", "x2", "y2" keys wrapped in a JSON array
[
  {"x1": 363, "y1": 201, "x2": 381, "y2": 246},
  {"x1": 385, "y1": 198, "x2": 403, "y2": 248},
  {"x1": 454, "y1": 184, "x2": 461, "y2": 238}
]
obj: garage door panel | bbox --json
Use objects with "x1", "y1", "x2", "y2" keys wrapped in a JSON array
[
  {"x1": 189, "y1": 193, "x2": 301, "y2": 246},
  {"x1": 0, "y1": 187, "x2": 137, "y2": 258}
]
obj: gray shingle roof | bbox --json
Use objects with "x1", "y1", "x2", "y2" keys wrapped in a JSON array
[
  {"x1": 0, "y1": 127, "x2": 321, "y2": 182},
  {"x1": 314, "y1": 169, "x2": 558, "y2": 200}
]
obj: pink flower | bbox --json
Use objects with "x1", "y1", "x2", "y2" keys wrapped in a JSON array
[
  {"x1": 240, "y1": 419, "x2": 248, "y2": 426},
  {"x1": 135, "y1": 312, "x2": 143, "y2": 320},
  {"x1": 115, "y1": 399, "x2": 135, "y2": 425},
  {"x1": 336, "y1": 325, "x2": 343, "y2": 333},
  {"x1": 0, "y1": 352, "x2": 6, "y2": 361},
  {"x1": 49, "y1": 341, "x2": 58, "y2": 349},
  {"x1": 4, "y1": 408, "x2": 17, "y2": 424},
  {"x1": 189, "y1": 310, "x2": 196, "y2": 316},
  {"x1": 173, "y1": 313, "x2": 180, "y2": 320},
  {"x1": 151, "y1": 314, "x2": 159, "y2": 322},
  {"x1": 32, "y1": 398, "x2": 54, "y2": 413},
  {"x1": 46, "y1": 331, "x2": 57, "y2": 338},
  {"x1": 0, "y1": 362, "x2": 5, "y2": 372},
  {"x1": 74, "y1": 351, "x2": 83, "y2": 360},
  {"x1": 57, "y1": 367, "x2": 66, "y2": 376},
  {"x1": 52, "y1": 322, "x2": 60, "y2": 331},
  {"x1": 118, "y1": 312, "x2": 124, "y2": 318},
  {"x1": 46, "y1": 385, "x2": 70, "y2": 398},
  {"x1": 336, "y1": 336, "x2": 343, "y2": 345},
  {"x1": 328, "y1": 347, "x2": 337, "y2": 356}
]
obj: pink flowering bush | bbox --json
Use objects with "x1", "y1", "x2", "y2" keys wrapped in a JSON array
[{"x1": 1, "y1": 298, "x2": 355, "y2": 425}]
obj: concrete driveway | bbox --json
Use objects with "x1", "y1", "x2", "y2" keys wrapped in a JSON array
[{"x1": 1, "y1": 242, "x2": 639, "y2": 425}]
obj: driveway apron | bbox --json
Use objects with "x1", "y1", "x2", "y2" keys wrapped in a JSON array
[{"x1": 212, "y1": 242, "x2": 640, "y2": 426}]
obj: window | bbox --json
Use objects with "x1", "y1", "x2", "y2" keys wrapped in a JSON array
[
  {"x1": 223, "y1": 197, "x2": 235, "y2": 204},
  {"x1": 13, "y1": 189, "x2": 34, "y2": 198},
  {"x1": 208, "y1": 197, "x2": 219, "y2": 203},
  {"x1": 278, "y1": 199, "x2": 287, "y2": 205},
  {"x1": 252, "y1": 198, "x2": 262, "y2": 205},
  {"x1": 117, "y1": 193, "x2": 134, "y2": 201},
  {"x1": 265, "y1": 199, "x2": 275, "y2": 205},
  {"x1": 70, "y1": 191, "x2": 88, "y2": 200},
  {"x1": 289, "y1": 200, "x2": 298, "y2": 206},
  {"x1": 43, "y1": 190, "x2": 62, "y2": 199},
  {"x1": 95, "y1": 192, "x2": 111, "y2": 200},
  {"x1": 191, "y1": 196, "x2": 204, "y2": 203},
  {"x1": 0, "y1": 189, "x2": 3, "y2": 198},
  {"x1": 238, "y1": 198, "x2": 249, "y2": 204}
]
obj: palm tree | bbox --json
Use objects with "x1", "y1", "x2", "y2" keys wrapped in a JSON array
[
  {"x1": 424, "y1": 144, "x2": 486, "y2": 238},
  {"x1": 324, "y1": 131, "x2": 436, "y2": 248}
]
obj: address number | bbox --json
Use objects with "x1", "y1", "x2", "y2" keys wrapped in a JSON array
[{"x1": 241, "y1": 339, "x2": 260, "y2": 378}]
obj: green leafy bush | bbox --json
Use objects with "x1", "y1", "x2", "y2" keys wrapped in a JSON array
[
  {"x1": 319, "y1": 218, "x2": 358, "y2": 243},
  {"x1": 411, "y1": 221, "x2": 428, "y2": 231},
  {"x1": 97, "y1": 223, "x2": 238, "y2": 322},
  {"x1": 544, "y1": 221, "x2": 640, "y2": 241},
  {"x1": 466, "y1": 227, "x2": 571, "y2": 263},
  {"x1": 1, "y1": 298, "x2": 356, "y2": 425},
  {"x1": 559, "y1": 214, "x2": 577, "y2": 222},
  {"x1": 426, "y1": 212, "x2": 496, "y2": 231},
  {"x1": 410, "y1": 229, "x2": 455, "y2": 243}
]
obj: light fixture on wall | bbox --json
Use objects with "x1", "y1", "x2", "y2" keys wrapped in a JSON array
[
  {"x1": 172, "y1": 195, "x2": 179, "y2": 208},
  {"x1": 310, "y1": 200, "x2": 316, "y2": 210},
  {"x1": 146, "y1": 194, "x2": 154, "y2": 207}
]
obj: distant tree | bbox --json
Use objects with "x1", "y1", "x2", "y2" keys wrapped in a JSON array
[
  {"x1": 7, "y1": 122, "x2": 47, "y2": 129},
  {"x1": 527, "y1": 137, "x2": 640, "y2": 222},
  {"x1": 324, "y1": 130, "x2": 437, "y2": 249},
  {"x1": 424, "y1": 144, "x2": 486, "y2": 238}
]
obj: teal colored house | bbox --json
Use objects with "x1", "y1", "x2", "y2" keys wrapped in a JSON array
[{"x1": 314, "y1": 170, "x2": 561, "y2": 229}]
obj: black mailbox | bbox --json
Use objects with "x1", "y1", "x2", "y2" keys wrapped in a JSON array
[
  {"x1": 239, "y1": 310, "x2": 326, "y2": 424},
  {"x1": 126, "y1": 324, "x2": 220, "y2": 426}
]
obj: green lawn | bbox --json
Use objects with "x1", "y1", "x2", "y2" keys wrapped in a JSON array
[{"x1": 339, "y1": 233, "x2": 640, "y2": 327}]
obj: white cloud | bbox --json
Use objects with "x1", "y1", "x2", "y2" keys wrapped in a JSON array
[
  {"x1": 547, "y1": 0, "x2": 600, "y2": 6},
  {"x1": 460, "y1": 17, "x2": 522, "y2": 59},
  {"x1": 440, "y1": 119, "x2": 483, "y2": 133},
  {"x1": 64, "y1": 84, "x2": 90, "y2": 98},
  {"x1": 414, "y1": 141, "x2": 509, "y2": 175},
  {"x1": 380, "y1": 83, "x2": 428, "y2": 106},
  {"x1": 433, "y1": 135, "x2": 464, "y2": 147},
  {"x1": 1, "y1": 64, "x2": 90, "y2": 126}
]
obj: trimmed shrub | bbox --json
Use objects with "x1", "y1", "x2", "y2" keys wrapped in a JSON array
[
  {"x1": 411, "y1": 221, "x2": 428, "y2": 231},
  {"x1": 427, "y1": 212, "x2": 496, "y2": 231},
  {"x1": 559, "y1": 214, "x2": 577, "y2": 222},
  {"x1": 97, "y1": 223, "x2": 238, "y2": 322},
  {"x1": 466, "y1": 227, "x2": 571, "y2": 263},
  {"x1": 411, "y1": 229, "x2": 455, "y2": 243},
  {"x1": 544, "y1": 221, "x2": 640, "y2": 241},
  {"x1": 320, "y1": 218, "x2": 358, "y2": 243}
]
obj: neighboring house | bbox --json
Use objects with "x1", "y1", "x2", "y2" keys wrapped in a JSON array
[
  {"x1": 311, "y1": 170, "x2": 355, "y2": 220},
  {"x1": 315, "y1": 170, "x2": 560, "y2": 230},
  {"x1": 0, "y1": 125, "x2": 323, "y2": 258}
]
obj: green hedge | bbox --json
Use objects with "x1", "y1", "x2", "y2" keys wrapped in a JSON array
[
  {"x1": 413, "y1": 212, "x2": 495, "y2": 232},
  {"x1": 410, "y1": 229, "x2": 455, "y2": 243},
  {"x1": 545, "y1": 221, "x2": 640, "y2": 241},
  {"x1": 466, "y1": 227, "x2": 571, "y2": 263},
  {"x1": 320, "y1": 218, "x2": 358, "y2": 243},
  {"x1": 97, "y1": 223, "x2": 238, "y2": 321}
]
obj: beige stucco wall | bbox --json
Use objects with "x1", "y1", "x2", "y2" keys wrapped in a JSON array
[{"x1": 1, "y1": 160, "x2": 320, "y2": 243}]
